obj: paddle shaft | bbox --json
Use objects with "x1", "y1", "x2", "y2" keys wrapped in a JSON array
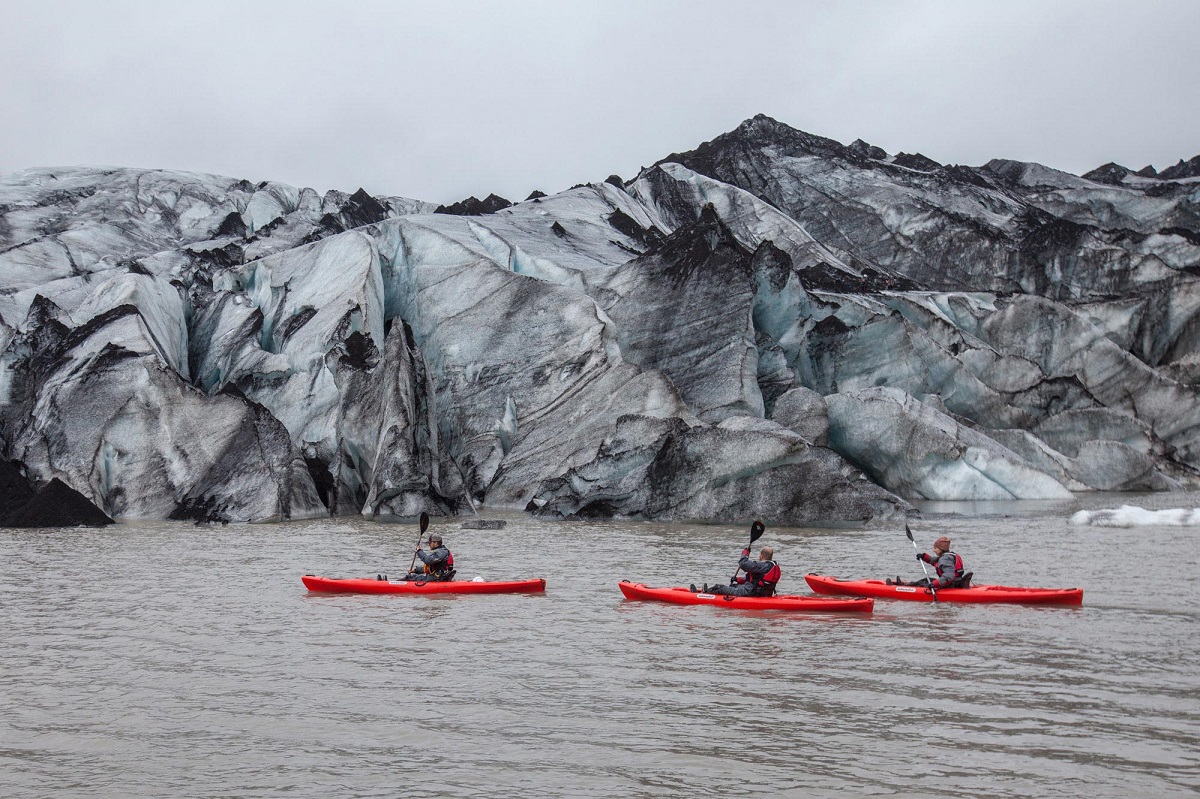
[
  {"x1": 407, "y1": 512, "x2": 431, "y2": 575},
  {"x1": 906, "y1": 524, "x2": 937, "y2": 602}
]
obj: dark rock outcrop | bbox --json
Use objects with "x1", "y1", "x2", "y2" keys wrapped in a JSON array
[
  {"x1": 1160, "y1": 156, "x2": 1200, "y2": 181},
  {"x1": 435, "y1": 193, "x2": 513, "y2": 215},
  {"x1": 1082, "y1": 162, "x2": 1133, "y2": 185},
  {"x1": 339, "y1": 188, "x2": 392, "y2": 229},
  {"x1": 4, "y1": 478, "x2": 115, "y2": 527},
  {"x1": 0, "y1": 461, "x2": 114, "y2": 527},
  {"x1": 847, "y1": 138, "x2": 887, "y2": 161},
  {"x1": 0, "y1": 459, "x2": 37, "y2": 519},
  {"x1": 891, "y1": 152, "x2": 942, "y2": 172}
]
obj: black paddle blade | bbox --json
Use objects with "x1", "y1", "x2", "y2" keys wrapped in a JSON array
[
  {"x1": 419, "y1": 511, "x2": 430, "y2": 533},
  {"x1": 749, "y1": 520, "x2": 765, "y2": 545},
  {"x1": 905, "y1": 523, "x2": 914, "y2": 542}
]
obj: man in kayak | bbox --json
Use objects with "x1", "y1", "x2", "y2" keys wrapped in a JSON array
[
  {"x1": 889, "y1": 536, "x2": 964, "y2": 588},
  {"x1": 405, "y1": 532, "x2": 455, "y2": 581},
  {"x1": 693, "y1": 546, "x2": 781, "y2": 597}
]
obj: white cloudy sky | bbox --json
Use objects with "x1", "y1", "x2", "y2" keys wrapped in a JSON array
[{"x1": 4, "y1": 0, "x2": 1197, "y2": 203}]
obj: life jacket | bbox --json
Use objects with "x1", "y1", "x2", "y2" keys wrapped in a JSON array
[
  {"x1": 936, "y1": 551, "x2": 964, "y2": 580},
  {"x1": 749, "y1": 560, "x2": 781, "y2": 595},
  {"x1": 421, "y1": 548, "x2": 455, "y2": 580}
]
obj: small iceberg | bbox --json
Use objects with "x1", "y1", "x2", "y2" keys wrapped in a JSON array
[
  {"x1": 1069, "y1": 505, "x2": 1200, "y2": 527},
  {"x1": 461, "y1": 519, "x2": 506, "y2": 529}
]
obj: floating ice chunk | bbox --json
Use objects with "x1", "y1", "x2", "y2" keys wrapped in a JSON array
[{"x1": 1069, "y1": 505, "x2": 1200, "y2": 527}]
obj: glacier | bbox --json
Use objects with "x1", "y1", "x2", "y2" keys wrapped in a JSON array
[{"x1": 1, "y1": 115, "x2": 1198, "y2": 524}]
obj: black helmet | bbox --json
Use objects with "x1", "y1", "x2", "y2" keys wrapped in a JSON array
[{"x1": 428, "y1": 533, "x2": 443, "y2": 545}]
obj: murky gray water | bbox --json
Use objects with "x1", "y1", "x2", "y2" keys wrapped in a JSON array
[{"x1": 3, "y1": 493, "x2": 1198, "y2": 798}]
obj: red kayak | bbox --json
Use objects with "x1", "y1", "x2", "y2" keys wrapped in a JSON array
[
  {"x1": 804, "y1": 574, "x2": 1083, "y2": 605},
  {"x1": 618, "y1": 581, "x2": 874, "y2": 612},
  {"x1": 302, "y1": 575, "x2": 546, "y2": 595}
]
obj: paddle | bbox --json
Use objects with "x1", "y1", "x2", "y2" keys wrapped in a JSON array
[
  {"x1": 905, "y1": 523, "x2": 937, "y2": 603},
  {"x1": 731, "y1": 520, "x2": 766, "y2": 583},
  {"x1": 407, "y1": 512, "x2": 431, "y2": 576}
]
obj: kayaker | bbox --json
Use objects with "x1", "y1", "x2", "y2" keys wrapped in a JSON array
[
  {"x1": 406, "y1": 532, "x2": 455, "y2": 581},
  {"x1": 889, "y1": 536, "x2": 964, "y2": 588},
  {"x1": 693, "y1": 546, "x2": 781, "y2": 597}
]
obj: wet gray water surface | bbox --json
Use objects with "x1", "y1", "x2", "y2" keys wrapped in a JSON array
[{"x1": 2, "y1": 494, "x2": 1198, "y2": 798}]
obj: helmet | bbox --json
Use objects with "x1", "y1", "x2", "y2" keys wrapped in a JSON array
[{"x1": 428, "y1": 533, "x2": 443, "y2": 545}]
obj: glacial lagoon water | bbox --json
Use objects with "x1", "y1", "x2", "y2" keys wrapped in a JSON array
[{"x1": 2, "y1": 493, "x2": 1198, "y2": 799}]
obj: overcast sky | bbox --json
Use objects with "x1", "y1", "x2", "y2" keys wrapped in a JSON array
[{"x1": 4, "y1": 0, "x2": 1198, "y2": 204}]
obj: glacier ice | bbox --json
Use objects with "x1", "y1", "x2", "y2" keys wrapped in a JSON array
[
  {"x1": 2, "y1": 115, "x2": 1199, "y2": 525},
  {"x1": 825, "y1": 387, "x2": 1073, "y2": 500}
]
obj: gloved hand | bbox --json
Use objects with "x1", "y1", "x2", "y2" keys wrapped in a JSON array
[
  {"x1": 741, "y1": 548, "x2": 750, "y2": 557},
  {"x1": 915, "y1": 553, "x2": 924, "y2": 561}
]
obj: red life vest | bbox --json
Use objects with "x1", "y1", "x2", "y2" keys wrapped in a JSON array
[
  {"x1": 936, "y1": 552, "x2": 964, "y2": 579},
  {"x1": 421, "y1": 548, "x2": 454, "y2": 579},
  {"x1": 750, "y1": 560, "x2": 781, "y2": 594}
]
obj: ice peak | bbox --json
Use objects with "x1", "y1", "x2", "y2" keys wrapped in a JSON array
[
  {"x1": 434, "y1": 193, "x2": 513, "y2": 216},
  {"x1": 651, "y1": 115, "x2": 851, "y2": 179},
  {"x1": 848, "y1": 138, "x2": 888, "y2": 160},
  {"x1": 1160, "y1": 155, "x2": 1200, "y2": 181},
  {"x1": 1081, "y1": 162, "x2": 1134, "y2": 185}
]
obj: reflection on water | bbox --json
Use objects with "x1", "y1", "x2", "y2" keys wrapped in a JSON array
[{"x1": 1, "y1": 498, "x2": 1198, "y2": 799}]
